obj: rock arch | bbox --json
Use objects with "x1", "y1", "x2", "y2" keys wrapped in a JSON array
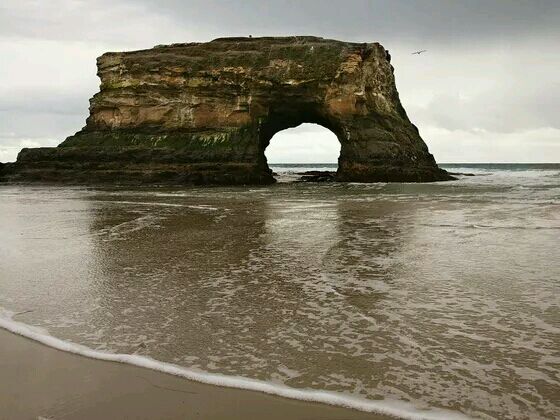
[
  {"x1": 264, "y1": 123, "x2": 340, "y2": 166},
  {"x1": 2, "y1": 37, "x2": 451, "y2": 184},
  {"x1": 258, "y1": 109, "x2": 343, "y2": 170}
]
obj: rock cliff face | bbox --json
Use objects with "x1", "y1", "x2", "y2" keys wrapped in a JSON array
[{"x1": 1, "y1": 36, "x2": 451, "y2": 184}]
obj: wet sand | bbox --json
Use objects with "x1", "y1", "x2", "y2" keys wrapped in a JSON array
[
  {"x1": 1, "y1": 179, "x2": 559, "y2": 419},
  {"x1": 0, "y1": 329, "x2": 389, "y2": 420}
]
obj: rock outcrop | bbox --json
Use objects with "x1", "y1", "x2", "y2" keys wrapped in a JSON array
[
  {"x1": 1, "y1": 36, "x2": 452, "y2": 184},
  {"x1": 297, "y1": 171, "x2": 336, "y2": 183}
]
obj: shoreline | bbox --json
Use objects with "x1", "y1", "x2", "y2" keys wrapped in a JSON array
[
  {"x1": 0, "y1": 327, "x2": 392, "y2": 420},
  {"x1": 0, "y1": 309, "x2": 469, "y2": 420}
]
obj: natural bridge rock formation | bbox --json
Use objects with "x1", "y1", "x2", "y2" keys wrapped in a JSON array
[{"x1": 1, "y1": 36, "x2": 452, "y2": 184}]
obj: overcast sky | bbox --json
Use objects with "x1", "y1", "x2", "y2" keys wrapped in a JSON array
[{"x1": 1, "y1": 0, "x2": 558, "y2": 163}]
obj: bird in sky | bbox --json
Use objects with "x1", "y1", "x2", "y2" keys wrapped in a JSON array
[{"x1": 411, "y1": 50, "x2": 427, "y2": 55}]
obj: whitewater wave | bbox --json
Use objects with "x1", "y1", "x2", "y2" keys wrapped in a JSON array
[
  {"x1": 0, "y1": 307, "x2": 470, "y2": 420},
  {"x1": 419, "y1": 223, "x2": 560, "y2": 230}
]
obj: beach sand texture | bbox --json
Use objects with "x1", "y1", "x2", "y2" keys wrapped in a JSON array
[{"x1": 0, "y1": 329, "x2": 387, "y2": 420}]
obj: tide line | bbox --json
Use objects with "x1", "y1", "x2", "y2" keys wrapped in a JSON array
[{"x1": 0, "y1": 308, "x2": 470, "y2": 420}]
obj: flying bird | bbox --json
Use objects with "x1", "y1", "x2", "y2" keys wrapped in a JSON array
[{"x1": 411, "y1": 50, "x2": 427, "y2": 55}]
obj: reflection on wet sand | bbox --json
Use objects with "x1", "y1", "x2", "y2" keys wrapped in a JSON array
[{"x1": 0, "y1": 181, "x2": 559, "y2": 419}]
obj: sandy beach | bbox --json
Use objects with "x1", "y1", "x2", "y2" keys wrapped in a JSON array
[
  {"x1": 1, "y1": 175, "x2": 558, "y2": 419},
  {"x1": 0, "y1": 328, "x2": 389, "y2": 420}
]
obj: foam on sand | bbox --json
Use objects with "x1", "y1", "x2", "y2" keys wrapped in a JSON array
[{"x1": 0, "y1": 307, "x2": 470, "y2": 420}]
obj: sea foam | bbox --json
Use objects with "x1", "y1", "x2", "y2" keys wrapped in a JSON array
[{"x1": 0, "y1": 307, "x2": 471, "y2": 420}]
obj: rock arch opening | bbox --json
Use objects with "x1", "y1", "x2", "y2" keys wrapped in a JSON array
[{"x1": 264, "y1": 123, "x2": 341, "y2": 181}]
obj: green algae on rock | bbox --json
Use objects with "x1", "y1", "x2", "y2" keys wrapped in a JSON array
[{"x1": 1, "y1": 36, "x2": 452, "y2": 184}]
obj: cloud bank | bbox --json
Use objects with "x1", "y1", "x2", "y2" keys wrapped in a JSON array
[{"x1": 1, "y1": 0, "x2": 558, "y2": 162}]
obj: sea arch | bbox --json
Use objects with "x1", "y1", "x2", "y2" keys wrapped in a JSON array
[{"x1": 2, "y1": 37, "x2": 451, "y2": 184}]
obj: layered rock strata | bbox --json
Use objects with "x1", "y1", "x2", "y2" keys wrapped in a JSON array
[{"x1": 1, "y1": 36, "x2": 452, "y2": 184}]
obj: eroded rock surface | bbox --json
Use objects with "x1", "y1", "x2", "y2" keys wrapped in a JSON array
[{"x1": 1, "y1": 36, "x2": 452, "y2": 184}]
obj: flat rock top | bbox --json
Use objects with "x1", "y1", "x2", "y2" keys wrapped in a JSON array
[
  {"x1": 97, "y1": 36, "x2": 388, "y2": 87},
  {"x1": 112, "y1": 36, "x2": 380, "y2": 55}
]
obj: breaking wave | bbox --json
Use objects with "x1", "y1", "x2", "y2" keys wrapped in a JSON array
[{"x1": 0, "y1": 307, "x2": 469, "y2": 420}]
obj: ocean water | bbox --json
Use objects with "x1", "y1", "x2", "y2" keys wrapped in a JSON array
[
  {"x1": 0, "y1": 163, "x2": 559, "y2": 419},
  {"x1": 270, "y1": 163, "x2": 339, "y2": 182}
]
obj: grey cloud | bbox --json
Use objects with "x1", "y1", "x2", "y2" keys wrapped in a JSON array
[
  {"x1": 0, "y1": 88, "x2": 88, "y2": 140},
  {"x1": 0, "y1": 88, "x2": 89, "y2": 145},
  {"x1": 409, "y1": 85, "x2": 560, "y2": 133},
  {"x1": 0, "y1": 0, "x2": 559, "y2": 163},
  {"x1": 0, "y1": 0, "x2": 188, "y2": 46},
  {"x1": 0, "y1": 89, "x2": 88, "y2": 116},
  {"x1": 2, "y1": 1, "x2": 559, "y2": 46},
  {"x1": 131, "y1": 0, "x2": 560, "y2": 45},
  {"x1": 0, "y1": 109, "x2": 84, "y2": 140}
]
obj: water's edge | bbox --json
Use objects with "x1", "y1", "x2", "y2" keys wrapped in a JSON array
[{"x1": 0, "y1": 308, "x2": 469, "y2": 420}]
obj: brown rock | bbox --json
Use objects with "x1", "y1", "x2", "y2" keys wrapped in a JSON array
[{"x1": 2, "y1": 36, "x2": 452, "y2": 184}]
